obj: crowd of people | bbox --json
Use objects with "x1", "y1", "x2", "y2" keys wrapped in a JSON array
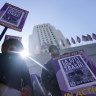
[{"x1": 0, "y1": 38, "x2": 61, "y2": 96}]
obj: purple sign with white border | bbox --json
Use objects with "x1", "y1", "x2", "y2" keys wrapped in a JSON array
[
  {"x1": 52, "y1": 50, "x2": 96, "y2": 96},
  {"x1": 0, "y1": 3, "x2": 29, "y2": 32}
]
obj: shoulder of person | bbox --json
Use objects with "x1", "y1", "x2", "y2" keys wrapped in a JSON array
[{"x1": 44, "y1": 60, "x2": 52, "y2": 66}]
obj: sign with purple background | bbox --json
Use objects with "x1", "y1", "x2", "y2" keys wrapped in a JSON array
[
  {"x1": 4, "y1": 35, "x2": 22, "y2": 41},
  {"x1": 52, "y1": 50, "x2": 96, "y2": 96},
  {"x1": 0, "y1": 3, "x2": 29, "y2": 32}
]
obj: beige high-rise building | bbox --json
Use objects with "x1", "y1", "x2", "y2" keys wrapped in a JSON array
[{"x1": 29, "y1": 23, "x2": 69, "y2": 56}]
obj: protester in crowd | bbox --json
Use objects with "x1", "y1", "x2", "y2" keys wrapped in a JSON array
[
  {"x1": 41, "y1": 45, "x2": 62, "y2": 96},
  {"x1": 0, "y1": 39, "x2": 33, "y2": 96}
]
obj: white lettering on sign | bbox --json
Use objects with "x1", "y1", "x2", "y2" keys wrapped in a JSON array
[
  {"x1": 61, "y1": 56, "x2": 84, "y2": 71},
  {"x1": 7, "y1": 7, "x2": 22, "y2": 18}
]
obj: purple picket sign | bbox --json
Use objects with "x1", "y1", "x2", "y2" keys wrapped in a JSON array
[
  {"x1": 0, "y1": 3, "x2": 29, "y2": 32},
  {"x1": 4, "y1": 35, "x2": 22, "y2": 41},
  {"x1": 51, "y1": 50, "x2": 96, "y2": 96}
]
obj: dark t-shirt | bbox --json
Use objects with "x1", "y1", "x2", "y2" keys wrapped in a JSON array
[
  {"x1": 0, "y1": 53, "x2": 32, "y2": 91},
  {"x1": 41, "y1": 60, "x2": 61, "y2": 96}
]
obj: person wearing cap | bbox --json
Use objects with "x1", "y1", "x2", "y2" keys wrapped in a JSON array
[
  {"x1": 41, "y1": 45, "x2": 61, "y2": 96},
  {"x1": 0, "y1": 39, "x2": 33, "y2": 96}
]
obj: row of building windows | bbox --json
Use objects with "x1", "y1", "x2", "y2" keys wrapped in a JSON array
[
  {"x1": 36, "y1": 25, "x2": 49, "y2": 28},
  {"x1": 41, "y1": 49, "x2": 49, "y2": 53},
  {"x1": 37, "y1": 28, "x2": 55, "y2": 37},
  {"x1": 40, "y1": 39, "x2": 55, "y2": 45},
  {"x1": 37, "y1": 27, "x2": 57, "y2": 46},
  {"x1": 40, "y1": 37, "x2": 56, "y2": 43},
  {"x1": 40, "y1": 32, "x2": 55, "y2": 41}
]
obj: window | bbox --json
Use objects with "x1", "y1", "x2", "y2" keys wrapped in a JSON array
[{"x1": 50, "y1": 41, "x2": 53, "y2": 44}]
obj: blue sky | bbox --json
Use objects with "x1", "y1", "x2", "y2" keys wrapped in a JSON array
[{"x1": 0, "y1": 0, "x2": 96, "y2": 50}]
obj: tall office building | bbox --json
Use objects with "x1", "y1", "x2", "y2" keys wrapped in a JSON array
[{"x1": 29, "y1": 23, "x2": 69, "y2": 56}]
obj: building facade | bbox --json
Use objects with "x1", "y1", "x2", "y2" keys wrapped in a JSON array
[{"x1": 29, "y1": 23, "x2": 69, "y2": 56}]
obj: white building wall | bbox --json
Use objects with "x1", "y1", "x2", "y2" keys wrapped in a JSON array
[
  {"x1": 55, "y1": 30, "x2": 70, "y2": 49},
  {"x1": 29, "y1": 28, "x2": 41, "y2": 55}
]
